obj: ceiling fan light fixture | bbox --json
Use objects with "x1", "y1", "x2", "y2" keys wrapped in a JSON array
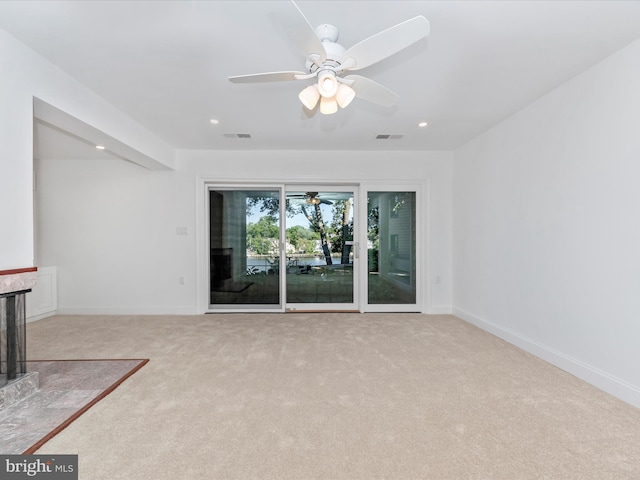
[
  {"x1": 320, "y1": 96, "x2": 338, "y2": 115},
  {"x1": 336, "y1": 83, "x2": 356, "y2": 109},
  {"x1": 229, "y1": 6, "x2": 431, "y2": 118},
  {"x1": 317, "y1": 71, "x2": 338, "y2": 98},
  {"x1": 298, "y1": 84, "x2": 320, "y2": 110}
]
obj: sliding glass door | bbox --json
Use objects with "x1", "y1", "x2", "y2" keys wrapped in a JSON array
[
  {"x1": 364, "y1": 189, "x2": 418, "y2": 311},
  {"x1": 205, "y1": 183, "x2": 420, "y2": 312},
  {"x1": 208, "y1": 187, "x2": 283, "y2": 310},
  {"x1": 285, "y1": 187, "x2": 357, "y2": 311}
]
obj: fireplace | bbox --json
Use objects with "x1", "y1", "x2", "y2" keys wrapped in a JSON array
[{"x1": 0, "y1": 268, "x2": 37, "y2": 388}]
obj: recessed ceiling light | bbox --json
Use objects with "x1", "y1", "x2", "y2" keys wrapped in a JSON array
[
  {"x1": 95, "y1": 145, "x2": 105, "y2": 150},
  {"x1": 209, "y1": 119, "x2": 220, "y2": 125},
  {"x1": 418, "y1": 121, "x2": 428, "y2": 128}
]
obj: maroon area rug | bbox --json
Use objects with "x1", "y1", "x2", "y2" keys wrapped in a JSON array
[{"x1": 0, "y1": 359, "x2": 148, "y2": 454}]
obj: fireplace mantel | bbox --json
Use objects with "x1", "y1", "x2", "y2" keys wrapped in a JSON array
[{"x1": 0, "y1": 267, "x2": 38, "y2": 295}]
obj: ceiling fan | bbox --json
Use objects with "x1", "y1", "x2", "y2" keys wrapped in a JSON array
[
  {"x1": 228, "y1": 1, "x2": 430, "y2": 114},
  {"x1": 288, "y1": 192, "x2": 333, "y2": 205}
]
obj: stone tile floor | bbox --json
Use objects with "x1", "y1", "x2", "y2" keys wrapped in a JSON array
[{"x1": 0, "y1": 359, "x2": 146, "y2": 454}]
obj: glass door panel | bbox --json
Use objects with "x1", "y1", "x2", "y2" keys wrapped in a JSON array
[
  {"x1": 209, "y1": 188, "x2": 282, "y2": 310},
  {"x1": 367, "y1": 191, "x2": 417, "y2": 306},
  {"x1": 285, "y1": 189, "x2": 356, "y2": 310}
]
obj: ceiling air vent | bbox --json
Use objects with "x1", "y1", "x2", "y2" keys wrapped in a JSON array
[
  {"x1": 223, "y1": 133, "x2": 251, "y2": 139},
  {"x1": 375, "y1": 134, "x2": 404, "y2": 140}
]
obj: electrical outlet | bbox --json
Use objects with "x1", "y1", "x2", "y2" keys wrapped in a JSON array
[{"x1": 178, "y1": 276, "x2": 185, "y2": 285}]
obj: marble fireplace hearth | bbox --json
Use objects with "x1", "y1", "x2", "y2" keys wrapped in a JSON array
[{"x1": 0, "y1": 371, "x2": 39, "y2": 410}]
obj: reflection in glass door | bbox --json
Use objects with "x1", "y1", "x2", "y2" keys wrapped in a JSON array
[
  {"x1": 285, "y1": 189, "x2": 356, "y2": 310},
  {"x1": 367, "y1": 191, "x2": 417, "y2": 306},
  {"x1": 209, "y1": 188, "x2": 282, "y2": 310}
]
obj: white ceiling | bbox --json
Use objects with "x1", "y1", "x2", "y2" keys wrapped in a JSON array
[{"x1": 2, "y1": 0, "x2": 640, "y2": 158}]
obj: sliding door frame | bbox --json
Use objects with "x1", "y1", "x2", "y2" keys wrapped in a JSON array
[
  {"x1": 284, "y1": 184, "x2": 359, "y2": 312},
  {"x1": 359, "y1": 182, "x2": 424, "y2": 313},
  {"x1": 197, "y1": 179, "x2": 426, "y2": 314},
  {"x1": 200, "y1": 182, "x2": 286, "y2": 313}
]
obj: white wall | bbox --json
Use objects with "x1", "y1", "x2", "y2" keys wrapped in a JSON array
[
  {"x1": 35, "y1": 157, "x2": 196, "y2": 313},
  {"x1": 453, "y1": 39, "x2": 640, "y2": 407},
  {"x1": 35, "y1": 150, "x2": 453, "y2": 314},
  {"x1": 0, "y1": 27, "x2": 173, "y2": 270}
]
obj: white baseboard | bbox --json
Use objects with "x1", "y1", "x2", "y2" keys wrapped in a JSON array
[
  {"x1": 56, "y1": 306, "x2": 200, "y2": 315},
  {"x1": 453, "y1": 307, "x2": 640, "y2": 409}
]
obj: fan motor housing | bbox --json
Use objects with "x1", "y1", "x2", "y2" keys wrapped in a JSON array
[{"x1": 306, "y1": 28, "x2": 346, "y2": 74}]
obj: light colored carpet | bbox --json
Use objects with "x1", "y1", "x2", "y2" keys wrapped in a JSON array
[{"x1": 25, "y1": 313, "x2": 640, "y2": 479}]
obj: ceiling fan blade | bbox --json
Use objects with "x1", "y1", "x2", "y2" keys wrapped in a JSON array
[
  {"x1": 344, "y1": 75, "x2": 399, "y2": 107},
  {"x1": 279, "y1": 0, "x2": 327, "y2": 63},
  {"x1": 341, "y1": 16, "x2": 430, "y2": 71},
  {"x1": 228, "y1": 71, "x2": 308, "y2": 83}
]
